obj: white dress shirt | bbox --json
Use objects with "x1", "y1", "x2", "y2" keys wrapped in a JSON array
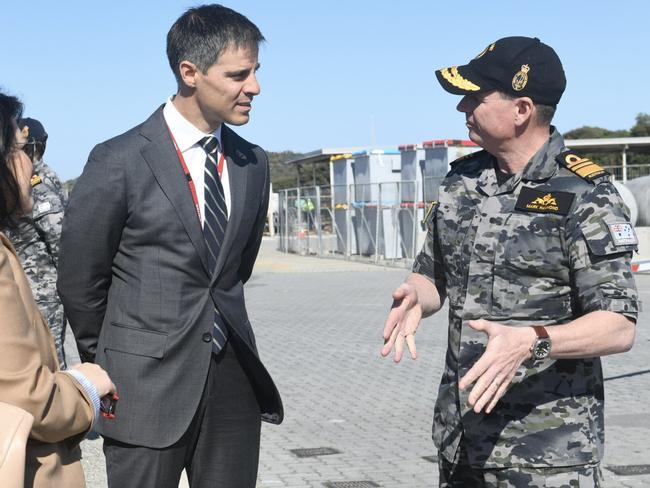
[{"x1": 162, "y1": 97, "x2": 231, "y2": 227}]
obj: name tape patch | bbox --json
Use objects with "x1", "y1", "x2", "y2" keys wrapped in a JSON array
[
  {"x1": 35, "y1": 201, "x2": 52, "y2": 214},
  {"x1": 514, "y1": 187, "x2": 575, "y2": 215},
  {"x1": 608, "y1": 222, "x2": 638, "y2": 246}
]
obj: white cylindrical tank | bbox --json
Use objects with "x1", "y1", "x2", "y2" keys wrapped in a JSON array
[
  {"x1": 613, "y1": 181, "x2": 638, "y2": 226},
  {"x1": 624, "y1": 175, "x2": 650, "y2": 226}
]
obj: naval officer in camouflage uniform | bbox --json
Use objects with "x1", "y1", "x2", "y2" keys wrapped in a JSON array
[
  {"x1": 4, "y1": 118, "x2": 69, "y2": 368},
  {"x1": 381, "y1": 37, "x2": 638, "y2": 487}
]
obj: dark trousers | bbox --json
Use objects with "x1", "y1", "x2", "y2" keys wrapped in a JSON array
[{"x1": 103, "y1": 340, "x2": 262, "y2": 488}]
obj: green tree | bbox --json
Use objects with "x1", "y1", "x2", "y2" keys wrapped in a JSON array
[
  {"x1": 563, "y1": 113, "x2": 650, "y2": 177},
  {"x1": 563, "y1": 126, "x2": 629, "y2": 139},
  {"x1": 630, "y1": 113, "x2": 650, "y2": 137}
]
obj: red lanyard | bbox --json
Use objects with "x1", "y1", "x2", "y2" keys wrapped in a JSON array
[{"x1": 167, "y1": 127, "x2": 225, "y2": 222}]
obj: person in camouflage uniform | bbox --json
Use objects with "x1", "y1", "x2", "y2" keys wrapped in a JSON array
[
  {"x1": 381, "y1": 37, "x2": 638, "y2": 487},
  {"x1": 4, "y1": 118, "x2": 69, "y2": 368}
]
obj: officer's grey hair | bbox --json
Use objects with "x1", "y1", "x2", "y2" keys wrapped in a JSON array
[{"x1": 498, "y1": 92, "x2": 556, "y2": 126}]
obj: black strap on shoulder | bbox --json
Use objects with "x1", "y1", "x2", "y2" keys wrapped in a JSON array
[{"x1": 450, "y1": 149, "x2": 487, "y2": 168}]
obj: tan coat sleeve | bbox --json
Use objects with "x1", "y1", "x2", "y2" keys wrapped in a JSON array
[{"x1": 0, "y1": 242, "x2": 94, "y2": 443}]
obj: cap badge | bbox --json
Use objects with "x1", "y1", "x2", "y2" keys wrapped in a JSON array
[
  {"x1": 21, "y1": 126, "x2": 30, "y2": 138},
  {"x1": 439, "y1": 66, "x2": 481, "y2": 91},
  {"x1": 474, "y1": 42, "x2": 496, "y2": 59},
  {"x1": 512, "y1": 64, "x2": 530, "y2": 91}
]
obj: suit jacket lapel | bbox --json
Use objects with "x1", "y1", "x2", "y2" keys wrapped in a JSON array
[
  {"x1": 212, "y1": 126, "x2": 248, "y2": 283},
  {"x1": 139, "y1": 109, "x2": 210, "y2": 276}
]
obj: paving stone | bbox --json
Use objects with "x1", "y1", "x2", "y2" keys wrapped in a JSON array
[{"x1": 75, "y1": 238, "x2": 650, "y2": 487}]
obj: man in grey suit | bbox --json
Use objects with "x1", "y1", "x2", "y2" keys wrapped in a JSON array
[{"x1": 57, "y1": 5, "x2": 282, "y2": 487}]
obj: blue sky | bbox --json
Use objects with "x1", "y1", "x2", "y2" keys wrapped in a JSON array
[{"x1": 3, "y1": 1, "x2": 649, "y2": 180}]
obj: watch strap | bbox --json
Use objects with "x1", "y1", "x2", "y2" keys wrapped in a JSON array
[{"x1": 531, "y1": 325, "x2": 549, "y2": 339}]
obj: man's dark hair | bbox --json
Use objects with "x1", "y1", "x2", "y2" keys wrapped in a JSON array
[
  {"x1": 0, "y1": 92, "x2": 24, "y2": 228},
  {"x1": 498, "y1": 91, "x2": 556, "y2": 125},
  {"x1": 166, "y1": 4, "x2": 265, "y2": 87},
  {"x1": 33, "y1": 141, "x2": 46, "y2": 161}
]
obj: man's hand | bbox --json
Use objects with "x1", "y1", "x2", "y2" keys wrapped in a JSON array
[
  {"x1": 381, "y1": 283, "x2": 422, "y2": 362},
  {"x1": 458, "y1": 319, "x2": 536, "y2": 414}
]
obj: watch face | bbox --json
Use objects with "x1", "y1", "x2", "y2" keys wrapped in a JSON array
[{"x1": 533, "y1": 338, "x2": 551, "y2": 359}]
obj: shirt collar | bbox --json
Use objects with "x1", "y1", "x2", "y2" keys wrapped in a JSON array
[
  {"x1": 163, "y1": 96, "x2": 222, "y2": 152},
  {"x1": 476, "y1": 127, "x2": 565, "y2": 196}
]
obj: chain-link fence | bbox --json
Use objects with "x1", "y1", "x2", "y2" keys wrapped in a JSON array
[
  {"x1": 277, "y1": 178, "x2": 443, "y2": 267},
  {"x1": 276, "y1": 164, "x2": 650, "y2": 266}
]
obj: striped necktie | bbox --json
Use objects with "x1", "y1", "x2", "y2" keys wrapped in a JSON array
[{"x1": 199, "y1": 135, "x2": 229, "y2": 353}]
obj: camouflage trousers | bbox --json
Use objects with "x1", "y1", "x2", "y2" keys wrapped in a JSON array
[
  {"x1": 39, "y1": 300, "x2": 67, "y2": 369},
  {"x1": 439, "y1": 443, "x2": 603, "y2": 487}
]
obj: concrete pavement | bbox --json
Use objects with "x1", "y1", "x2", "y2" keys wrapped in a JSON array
[{"x1": 70, "y1": 237, "x2": 650, "y2": 487}]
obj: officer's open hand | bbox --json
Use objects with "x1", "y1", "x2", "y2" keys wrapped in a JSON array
[
  {"x1": 458, "y1": 319, "x2": 536, "y2": 414},
  {"x1": 381, "y1": 283, "x2": 422, "y2": 362}
]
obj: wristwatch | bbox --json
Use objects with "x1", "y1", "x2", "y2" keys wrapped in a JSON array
[{"x1": 530, "y1": 325, "x2": 551, "y2": 360}]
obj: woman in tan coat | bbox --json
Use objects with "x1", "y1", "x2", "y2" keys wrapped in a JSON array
[{"x1": 0, "y1": 92, "x2": 116, "y2": 487}]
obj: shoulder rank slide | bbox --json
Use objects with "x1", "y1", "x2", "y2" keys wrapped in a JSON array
[
  {"x1": 30, "y1": 174, "x2": 42, "y2": 187},
  {"x1": 421, "y1": 200, "x2": 438, "y2": 230},
  {"x1": 557, "y1": 150, "x2": 608, "y2": 182}
]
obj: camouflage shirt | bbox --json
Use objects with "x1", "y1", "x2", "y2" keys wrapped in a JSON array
[
  {"x1": 3, "y1": 159, "x2": 68, "y2": 366},
  {"x1": 413, "y1": 128, "x2": 639, "y2": 469}
]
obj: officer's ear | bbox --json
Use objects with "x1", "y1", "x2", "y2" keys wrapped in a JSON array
[{"x1": 513, "y1": 97, "x2": 534, "y2": 127}]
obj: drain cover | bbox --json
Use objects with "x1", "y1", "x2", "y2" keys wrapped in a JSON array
[
  {"x1": 422, "y1": 455, "x2": 438, "y2": 463},
  {"x1": 290, "y1": 447, "x2": 341, "y2": 458},
  {"x1": 323, "y1": 482, "x2": 380, "y2": 488},
  {"x1": 606, "y1": 465, "x2": 650, "y2": 475}
]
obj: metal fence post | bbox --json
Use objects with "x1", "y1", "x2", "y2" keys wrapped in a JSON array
[
  {"x1": 375, "y1": 183, "x2": 381, "y2": 264},
  {"x1": 346, "y1": 183, "x2": 352, "y2": 259},
  {"x1": 316, "y1": 186, "x2": 322, "y2": 257},
  {"x1": 413, "y1": 180, "x2": 419, "y2": 260},
  {"x1": 284, "y1": 190, "x2": 289, "y2": 253}
]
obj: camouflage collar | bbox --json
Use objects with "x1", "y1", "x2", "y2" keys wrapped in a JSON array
[
  {"x1": 476, "y1": 127, "x2": 564, "y2": 197},
  {"x1": 32, "y1": 157, "x2": 45, "y2": 172},
  {"x1": 521, "y1": 127, "x2": 565, "y2": 182}
]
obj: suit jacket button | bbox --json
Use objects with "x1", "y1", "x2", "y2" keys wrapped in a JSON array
[{"x1": 202, "y1": 332, "x2": 212, "y2": 343}]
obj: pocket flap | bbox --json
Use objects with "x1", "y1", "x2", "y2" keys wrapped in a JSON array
[
  {"x1": 102, "y1": 323, "x2": 167, "y2": 358},
  {"x1": 581, "y1": 220, "x2": 638, "y2": 257}
]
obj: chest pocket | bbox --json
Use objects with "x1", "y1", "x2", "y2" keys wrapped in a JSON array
[
  {"x1": 491, "y1": 212, "x2": 573, "y2": 319},
  {"x1": 437, "y1": 203, "x2": 475, "y2": 250},
  {"x1": 437, "y1": 202, "x2": 476, "y2": 282}
]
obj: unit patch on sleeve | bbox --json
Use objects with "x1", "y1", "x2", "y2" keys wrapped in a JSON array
[
  {"x1": 556, "y1": 150, "x2": 609, "y2": 182},
  {"x1": 608, "y1": 222, "x2": 638, "y2": 246},
  {"x1": 515, "y1": 186, "x2": 575, "y2": 215}
]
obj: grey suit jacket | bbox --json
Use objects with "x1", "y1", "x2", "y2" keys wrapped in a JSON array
[{"x1": 58, "y1": 107, "x2": 282, "y2": 448}]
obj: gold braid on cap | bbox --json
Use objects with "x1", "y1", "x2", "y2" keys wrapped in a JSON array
[{"x1": 439, "y1": 66, "x2": 481, "y2": 91}]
